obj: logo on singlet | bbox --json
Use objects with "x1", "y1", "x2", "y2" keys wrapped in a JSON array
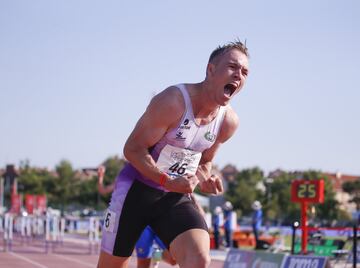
[
  {"x1": 176, "y1": 131, "x2": 186, "y2": 140},
  {"x1": 204, "y1": 131, "x2": 216, "y2": 142},
  {"x1": 170, "y1": 151, "x2": 197, "y2": 163},
  {"x1": 180, "y1": 118, "x2": 191, "y2": 130}
]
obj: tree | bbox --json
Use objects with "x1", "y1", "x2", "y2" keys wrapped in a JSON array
[
  {"x1": 96, "y1": 155, "x2": 127, "y2": 207},
  {"x1": 267, "y1": 172, "x2": 299, "y2": 224},
  {"x1": 309, "y1": 172, "x2": 344, "y2": 224},
  {"x1": 224, "y1": 168, "x2": 349, "y2": 226},
  {"x1": 18, "y1": 163, "x2": 57, "y2": 197},
  {"x1": 53, "y1": 160, "x2": 75, "y2": 212},
  {"x1": 225, "y1": 167, "x2": 265, "y2": 215},
  {"x1": 342, "y1": 180, "x2": 360, "y2": 211}
]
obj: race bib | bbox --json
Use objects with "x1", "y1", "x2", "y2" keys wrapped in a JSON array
[
  {"x1": 103, "y1": 209, "x2": 116, "y2": 233},
  {"x1": 156, "y1": 144, "x2": 202, "y2": 177}
]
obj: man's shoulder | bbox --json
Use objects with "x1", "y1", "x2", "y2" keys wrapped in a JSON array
[
  {"x1": 148, "y1": 85, "x2": 185, "y2": 120},
  {"x1": 222, "y1": 106, "x2": 240, "y2": 130},
  {"x1": 157, "y1": 85, "x2": 183, "y2": 102},
  {"x1": 215, "y1": 105, "x2": 239, "y2": 143},
  {"x1": 224, "y1": 105, "x2": 239, "y2": 123}
]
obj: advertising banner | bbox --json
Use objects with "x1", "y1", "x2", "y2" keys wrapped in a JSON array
[
  {"x1": 224, "y1": 249, "x2": 256, "y2": 268},
  {"x1": 36, "y1": 194, "x2": 47, "y2": 214},
  {"x1": 224, "y1": 249, "x2": 285, "y2": 268},
  {"x1": 224, "y1": 249, "x2": 330, "y2": 268},
  {"x1": 282, "y1": 255, "x2": 328, "y2": 268},
  {"x1": 10, "y1": 193, "x2": 21, "y2": 214},
  {"x1": 251, "y1": 251, "x2": 285, "y2": 267},
  {"x1": 25, "y1": 194, "x2": 35, "y2": 214}
]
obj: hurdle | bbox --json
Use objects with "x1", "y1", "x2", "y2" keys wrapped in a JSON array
[
  {"x1": 0, "y1": 215, "x2": 3, "y2": 233},
  {"x1": 3, "y1": 213, "x2": 13, "y2": 251},
  {"x1": 88, "y1": 216, "x2": 100, "y2": 254}
]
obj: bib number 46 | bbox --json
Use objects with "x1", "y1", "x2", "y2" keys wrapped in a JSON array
[{"x1": 168, "y1": 162, "x2": 188, "y2": 175}]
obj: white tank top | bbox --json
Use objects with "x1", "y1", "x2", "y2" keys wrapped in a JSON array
[{"x1": 152, "y1": 84, "x2": 226, "y2": 178}]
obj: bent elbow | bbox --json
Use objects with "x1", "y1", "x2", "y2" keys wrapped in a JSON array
[
  {"x1": 123, "y1": 141, "x2": 139, "y2": 162},
  {"x1": 123, "y1": 143, "x2": 131, "y2": 161}
]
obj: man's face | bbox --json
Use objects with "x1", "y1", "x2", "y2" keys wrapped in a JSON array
[{"x1": 208, "y1": 49, "x2": 249, "y2": 106}]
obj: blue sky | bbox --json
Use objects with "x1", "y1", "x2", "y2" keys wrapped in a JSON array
[{"x1": 1, "y1": 1, "x2": 359, "y2": 175}]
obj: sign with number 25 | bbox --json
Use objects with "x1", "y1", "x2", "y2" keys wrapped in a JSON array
[{"x1": 291, "y1": 179, "x2": 325, "y2": 203}]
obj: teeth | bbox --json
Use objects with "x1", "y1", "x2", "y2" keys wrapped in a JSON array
[{"x1": 224, "y1": 87, "x2": 231, "y2": 97}]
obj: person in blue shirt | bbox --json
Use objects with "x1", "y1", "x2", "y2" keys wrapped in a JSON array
[
  {"x1": 222, "y1": 201, "x2": 235, "y2": 248},
  {"x1": 251, "y1": 200, "x2": 263, "y2": 249},
  {"x1": 212, "y1": 206, "x2": 223, "y2": 249}
]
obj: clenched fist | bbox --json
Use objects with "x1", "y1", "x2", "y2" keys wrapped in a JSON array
[{"x1": 198, "y1": 174, "x2": 223, "y2": 195}]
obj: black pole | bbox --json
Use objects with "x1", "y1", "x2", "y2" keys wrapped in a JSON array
[
  {"x1": 353, "y1": 225, "x2": 357, "y2": 268},
  {"x1": 291, "y1": 221, "x2": 299, "y2": 255}
]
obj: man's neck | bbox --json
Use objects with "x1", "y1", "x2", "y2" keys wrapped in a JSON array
[{"x1": 190, "y1": 82, "x2": 220, "y2": 116}]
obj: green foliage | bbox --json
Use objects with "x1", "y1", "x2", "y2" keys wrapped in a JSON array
[
  {"x1": 98, "y1": 156, "x2": 126, "y2": 205},
  {"x1": 225, "y1": 167, "x2": 264, "y2": 215},
  {"x1": 267, "y1": 172, "x2": 299, "y2": 222},
  {"x1": 313, "y1": 173, "x2": 340, "y2": 222},
  {"x1": 225, "y1": 168, "x2": 347, "y2": 225},
  {"x1": 342, "y1": 180, "x2": 360, "y2": 210},
  {"x1": 102, "y1": 156, "x2": 126, "y2": 184},
  {"x1": 15, "y1": 156, "x2": 126, "y2": 212},
  {"x1": 18, "y1": 167, "x2": 50, "y2": 195},
  {"x1": 6, "y1": 159, "x2": 355, "y2": 225},
  {"x1": 52, "y1": 160, "x2": 76, "y2": 211}
]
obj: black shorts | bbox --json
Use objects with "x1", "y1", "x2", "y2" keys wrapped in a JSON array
[{"x1": 102, "y1": 179, "x2": 208, "y2": 257}]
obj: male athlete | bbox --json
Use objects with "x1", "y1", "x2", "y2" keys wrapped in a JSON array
[{"x1": 97, "y1": 40, "x2": 250, "y2": 268}]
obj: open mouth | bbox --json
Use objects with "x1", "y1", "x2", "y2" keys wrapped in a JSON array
[{"x1": 224, "y1": 83, "x2": 237, "y2": 98}]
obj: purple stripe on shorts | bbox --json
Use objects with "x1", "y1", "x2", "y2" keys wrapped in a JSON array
[{"x1": 100, "y1": 171, "x2": 134, "y2": 255}]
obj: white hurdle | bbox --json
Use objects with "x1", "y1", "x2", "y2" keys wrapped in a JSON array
[
  {"x1": 3, "y1": 213, "x2": 13, "y2": 251},
  {"x1": 88, "y1": 216, "x2": 100, "y2": 254},
  {"x1": 44, "y1": 215, "x2": 66, "y2": 253},
  {"x1": 1, "y1": 213, "x2": 102, "y2": 254},
  {"x1": 0, "y1": 215, "x2": 3, "y2": 233},
  {"x1": 36, "y1": 217, "x2": 45, "y2": 236},
  {"x1": 26, "y1": 216, "x2": 32, "y2": 238},
  {"x1": 59, "y1": 218, "x2": 65, "y2": 243}
]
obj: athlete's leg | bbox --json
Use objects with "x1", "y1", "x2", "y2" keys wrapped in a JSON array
[
  {"x1": 154, "y1": 234, "x2": 176, "y2": 265},
  {"x1": 169, "y1": 229, "x2": 211, "y2": 268},
  {"x1": 136, "y1": 258, "x2": 151, "y2": 268},
  {"x1": 150, "y1": 192, "x2": 209, "y2": 268},
  {"x1": 161, "y1": 249, "x2": 177, "y2": 266},
  {"x1": 97, "y1": 251, "x2": 130, "y2": 268}
]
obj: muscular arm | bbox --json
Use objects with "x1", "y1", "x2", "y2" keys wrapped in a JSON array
[
  {"x1": 123, "y1": 87, "x2": 187, "y2": 186},
  {"x1": 196, "y1": 106, "x2": 239, "y2": 194}
]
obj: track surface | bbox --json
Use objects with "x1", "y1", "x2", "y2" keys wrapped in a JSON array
[{"x1": 0, "y1": 234, "x2": 225, "y2": 268}]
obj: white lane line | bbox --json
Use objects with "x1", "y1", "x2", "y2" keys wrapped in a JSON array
[
  {"x1": 53, "y1": 254, "x2": 96, "y2": 267},
  {"x1": 9, "y1": 252, "x2": 49, "y2": 268},
  {"x1": 21, "y1": 243, "x2": 95, "y2": 267}
]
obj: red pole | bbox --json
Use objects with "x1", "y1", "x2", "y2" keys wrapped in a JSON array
[
  {"x1": 301, "y1": 202, "x2": 308, "y2": 254},
  {"x1": 11, "y1": 178, "x2": 17, "y2": 195}
]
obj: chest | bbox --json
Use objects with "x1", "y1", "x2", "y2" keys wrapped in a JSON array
[{"x1": 167, "y1": 117, "x2": 218, "y2": 152}]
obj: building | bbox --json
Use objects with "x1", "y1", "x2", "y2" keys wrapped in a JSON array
[{"x1": 323, "y1": 172, "x2": 359, "y2": 213}]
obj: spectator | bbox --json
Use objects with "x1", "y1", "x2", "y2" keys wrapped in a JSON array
[
  {"x1": 223, "y1": 201, "x2": 236, "y2": 248},
  {"x1": 251, "y1": 200, "x2": 263, "y2": 249},
  {"x1": 212, "y1": 206, "x2": 223, "y2": 249}
]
